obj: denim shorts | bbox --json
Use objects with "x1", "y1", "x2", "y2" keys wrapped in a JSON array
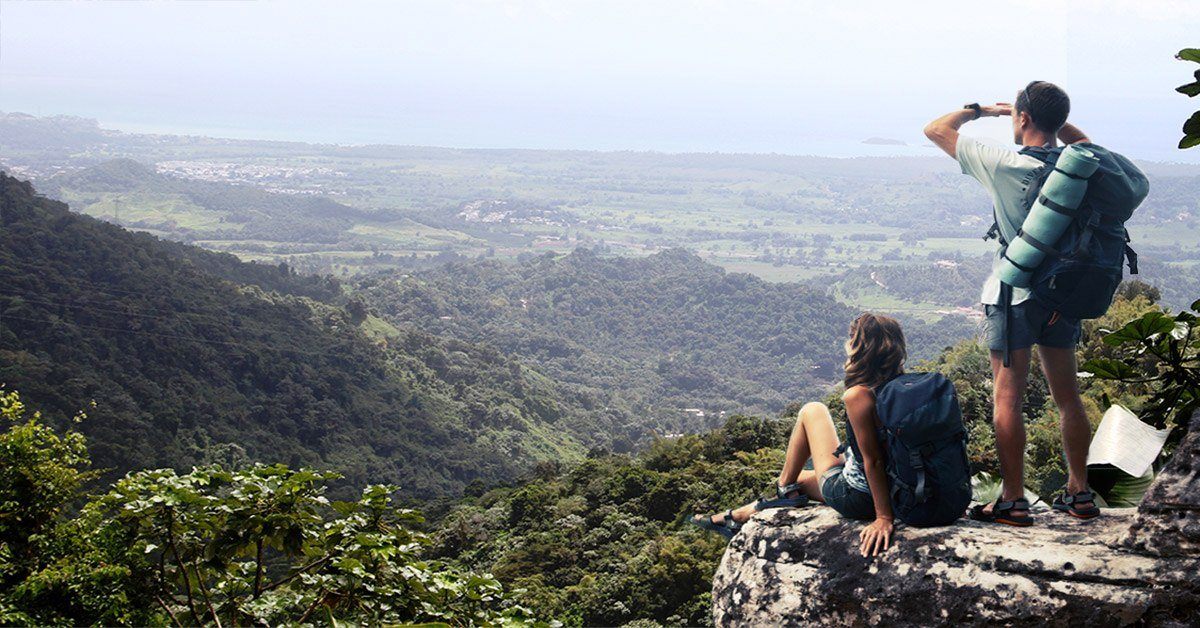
[
  {"x1": 984, "y1": 300, "x2": 1081, "y2": 352},
  {"x1": 819, "y1": 464, "x2": 875, "y2": 521}
]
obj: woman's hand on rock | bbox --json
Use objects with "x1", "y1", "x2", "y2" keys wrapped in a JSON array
[{"x1": 859, "y1": 517, "x2": 894, "y2": 557}]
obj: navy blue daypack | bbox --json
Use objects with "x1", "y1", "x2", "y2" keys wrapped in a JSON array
[{"x1": 847, "y1": 372, "x2": 971, "y2": 527}]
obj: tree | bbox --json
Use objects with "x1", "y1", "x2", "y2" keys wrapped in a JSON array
[
  {"x1": 1082, "y1": 298, "x2": 1200, "y2": 436},
  {"x1": 1177, "y1": 48, "x2": 1200, "y2": 149},
  {"x1": 0, "y1": 389, "x2": 534, "y2": 627}
]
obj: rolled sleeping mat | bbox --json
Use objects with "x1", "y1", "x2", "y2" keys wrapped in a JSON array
[{"x1": 997, "y1": 144, "x2": 1101, "y2": 288}]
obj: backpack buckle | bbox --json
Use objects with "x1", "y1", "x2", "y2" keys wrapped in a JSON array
[
  {"x1": 984, "y1": 221, "x2": 999, "y2": 242},
  {"x1": 1125, "y1": 244, "x2": 1139, "y2": 275}
]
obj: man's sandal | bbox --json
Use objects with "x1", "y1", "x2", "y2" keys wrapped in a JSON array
[
  {"x1": 1052, "y1": 490, "x2": 1101, "y2": 520},
  {"x1": 969, "y1": 496, "x2": 1034, "y2": 527}
]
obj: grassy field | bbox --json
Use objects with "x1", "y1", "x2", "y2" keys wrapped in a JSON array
[{"x1": 62, "y1": 191, "x2": 237, "y2": 233}]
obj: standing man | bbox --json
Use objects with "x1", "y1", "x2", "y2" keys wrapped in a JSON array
[{"x1": 923, "y1": 81, "x2": 1100, "y2": 526}]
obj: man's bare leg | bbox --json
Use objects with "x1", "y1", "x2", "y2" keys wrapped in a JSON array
[
  {"x1": 1038, "y1": 345, "x2": 1095, "y2": 509},
  {"x1": 986, "y1": 348, "x2": 1031, "y2": 517}
]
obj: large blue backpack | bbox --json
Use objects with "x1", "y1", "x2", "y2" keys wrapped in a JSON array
[
  {"x1": 987, "y1": 145, "x2": 1150, "y2": 364},
  {"x1": 846, "y1": 372, "x2": 971, "y2": 527},
  {"x1": 1011, "y1": 143, "x2": 1150, "y2": 320}
]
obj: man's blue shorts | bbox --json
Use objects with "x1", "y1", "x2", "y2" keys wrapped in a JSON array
[{"x1": 983, "y1": 300, "x2": 1081, "y2": 352}]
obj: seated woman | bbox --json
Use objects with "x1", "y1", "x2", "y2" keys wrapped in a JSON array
[{"x1": 691, "y1": 313, "x2": 906, "y2": 557}]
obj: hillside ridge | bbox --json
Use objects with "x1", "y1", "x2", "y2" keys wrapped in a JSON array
[{"x1": 0, "y1": 173, "x2": 584, "y2": 497}]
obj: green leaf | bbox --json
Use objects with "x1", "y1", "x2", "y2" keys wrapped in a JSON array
[
  {"x1": 330, "y1": 501, "x2": 358, "y2": 516},
  {"x1": 1180, "y1": 111, "x2": 1200, "y2": 148},
  {"x1": 1107, "y1": 469, "x2": 1156, "y2": 508},
  {"x1": 1179, "y1": 48, "x2": 1200, "y2": 63},
  {"x1": 1104, "y1": 312, "x2": 1176, "y2": 346},
  {"x1": 1179, "y1": 82, "x2": 1200, "y2": 97},
  {"x1": 970, "y1": 471, "x2": 1039, "y2": 505},
  {"x1": 1089, "y1": 464, "x2": 1155, "y2": 508},
  {"x1": 1080, "y1": 357, "x2": 1138, "y2": 380},
  {"x1": 1192, "y1": 299, "x2": 1200, "y2": 313},
  {"x1": 334, "y1": 556, "x2": 366, "y2": 576},
  {"x1": 1185, "y1": 111, "x2": 1200, "y2": 135}
]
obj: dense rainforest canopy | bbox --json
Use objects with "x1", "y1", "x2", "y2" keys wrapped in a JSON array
[
  {"x1": 0, "y1": 174, "x2": 591, "y2": 497},
  {"x1": 2, "y1": 174, "x2": 971, "y2": 495},
  {"x1": 357, "y1": 249, "x2": 861, "y2": 441}
]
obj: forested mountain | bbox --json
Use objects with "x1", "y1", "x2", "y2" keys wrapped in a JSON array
[
  {"x1": 0, "y1": 172, "x2": 981, "y2": 502},
  {"x1": 357, "y1": 250, "x2": 868, "y2": 442},
  {"x1": 0, "y1": 173, "x2": 587, "y2": 497}
]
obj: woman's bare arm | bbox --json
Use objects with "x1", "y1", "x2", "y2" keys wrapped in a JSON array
[
  {"x1": 844, "y1": 387, "x2": 893, "y2": 520},
  {"x1": 844, "y1": 385, "x2": 894, "y2": 556}
]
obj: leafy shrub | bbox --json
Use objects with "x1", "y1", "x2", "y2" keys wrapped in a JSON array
[
  {"x1": 432, "y1": 414, "x2": 781, "y2": 626},
  {"x1": 0, "y1": 390, "x2": 532, "y2": 627},
  {"x1": 1082, "y1": 299, "x2": 1200, "y2": 434}
]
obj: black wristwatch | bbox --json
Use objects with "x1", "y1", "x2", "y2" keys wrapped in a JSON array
[{"x1": 964, "y1": 103, "x2": 982, "y2": 120}]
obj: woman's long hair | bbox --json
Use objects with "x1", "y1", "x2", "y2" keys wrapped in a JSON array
[{"x1": 843, "y1": 313, "x2": 906, "y2": 390}]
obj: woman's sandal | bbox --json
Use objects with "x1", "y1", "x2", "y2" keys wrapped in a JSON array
[
  {"x1": 1052, "y1": 490, "x2": 1101, "y2": 520},
  {"x1": 690, "y1": 482, "x2": 809, "y2": 540},
  {"x1": 754, "y1": 482, "x2": 809, "y2": 511},
  {"x1": 690, "y1": 510, "x2": 742, "y2": 540},
  {"x1": 969, "y1": 496, "x2": 1034, "y2": 527}
]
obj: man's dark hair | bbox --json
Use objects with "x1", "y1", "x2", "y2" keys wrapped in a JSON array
[{"x1": 1015, "y1": 81, "x2": 1070, "y2": 134}]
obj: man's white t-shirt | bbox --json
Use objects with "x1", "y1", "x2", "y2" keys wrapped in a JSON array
[{"x1": 955, "y1": 135, "x2": 1046, "y2": 306}]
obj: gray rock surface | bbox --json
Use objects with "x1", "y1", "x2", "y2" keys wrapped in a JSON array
[
  {"x1": 712, "y1": 507, "x2": 1200, "y2": 626},
  {"x1": 1122, "y1": 412, "x2": 1200, "y2": 557},
  {"x1": 712, "y1": 424, "x2": 1200, "y2": 627}
]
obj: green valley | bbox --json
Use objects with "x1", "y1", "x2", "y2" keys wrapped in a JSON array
[
  {"x1": 5, "y1": 113, "x2": 1199, "y2": 318},
  {"x1": 0, "y1": 174, "x2": 590, "y2": 497}
]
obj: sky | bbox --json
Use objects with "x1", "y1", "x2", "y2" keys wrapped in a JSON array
[{"x1": 1, "y1": 0, "x2": 1198, "y2": 161}]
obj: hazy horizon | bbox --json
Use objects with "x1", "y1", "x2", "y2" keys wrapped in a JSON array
[{"x1": 2, "y1": 0, "x2": 1199, "y2": 161}]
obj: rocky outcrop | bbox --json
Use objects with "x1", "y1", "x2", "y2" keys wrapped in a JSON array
[
  {"x1": 1122, "y1": 423, "x2": 1200, "y2": 558},
  {"x1": 712, "y1": 423, "x2": 1200, "y2": 627}
]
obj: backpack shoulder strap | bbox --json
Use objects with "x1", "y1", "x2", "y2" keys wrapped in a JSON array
[
  {"x1": 984, "y1": 146, "x2": 1058, "y2": 242},
  {"x1": 1017, "y1": 144, "x2": 1062, "y2": 163},
  {"x1": 1019, "y1": 149, "x2": 1057, "y2": 213}
]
